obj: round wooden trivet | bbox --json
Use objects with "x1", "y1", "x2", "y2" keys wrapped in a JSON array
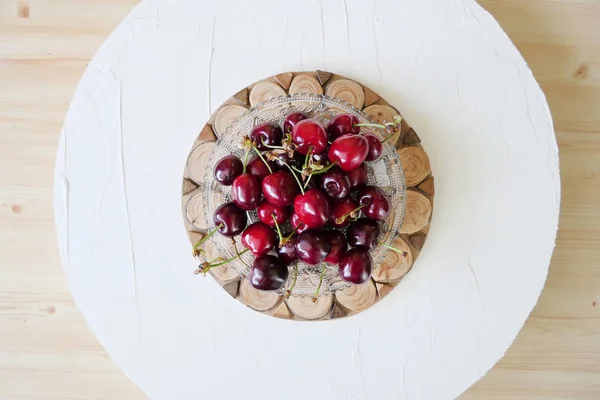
[{"x1": 181, "y1": 71, "x2": 435, "y2": 320}]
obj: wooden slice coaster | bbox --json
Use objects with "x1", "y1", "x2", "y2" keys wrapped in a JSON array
[{"x1": 182, "y1": 71, "x2": 435, "y2": 320}]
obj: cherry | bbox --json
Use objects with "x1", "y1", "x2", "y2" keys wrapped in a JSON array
[
  {"x1": 241, "y1": 222, "x2": 277, "y2": 256},
  {"x1": 346, "y1": 218, "x2": 381, "y2": 251},
  {"x1": 262, "y1": 170, "x2": 300, "y2": 207},
  {"x1": 213, "y1": 202, "x2": 247, "y2": 237},
  {"x1": 323, "y1": 230, "x2": 347, "y2": 265},
  {"x1": 257, "y1": 201, "x2": 289, "y2": 228},
  {"x1": 290, "y1": 212, "x2": 309, "y2": 235},
  {"x1": 213, "y1": 155, "x2": 243, "y2": 186},
  {"x1": 330, "y1": 197, "x2": 360, "y2": 228},
  {"x1": 292, "y1": 119, "x2": 328, "y2": 155},
  {"x1": 346, "y1": 163, "x2": 368, "y2": 188},
  {"x1": 320, "y1": 168, "x2": 351, "y2": 200},
  {"x1": 312, "y1": 151, "x2": 330, "y2": 167},
  {"x1": 357, "y1": 186, "x2": 391, "y2": 221},
  {"x1": 339, "y1": 249, "x2": 373, "y2": 284},
  {"x1": 364, "y1": 133, "x2": 383, "y2": 161},
  {"x1": 304, "y1": 174, "x2": 321, "y2": 191},
  {"x1": 283, "y1": 112, "x2": 308, "y2": 133},
  {"x1": 246, "y1": 156, "x2": 275, "y2": 182},
  {"x1": 328, "y1": 134, "x2": 369, "y2": 171},
  {"x1": 272, "y1": 152, "x2": 303, "y2": 171},
  {"x1": 250, "y1": 122, "x2": 283, "y2": 151},
  {"x1": 248, "y1": 254, "x2": 289, "y2": 291},
  {"x1": 231, "y1": 173, "x2": 261, "y2": 211},
  {"x1": 293, "y1": 189, "x2": 330, "y2": 228},
  {"x1": 326, "y1": 114, "x2": 360, "y2": 141},
  {"x1": 295, "y1": 230, "x2": 330, "y2": 265},
  {"x1": 277, "y1": 239, "x2": 298, "y2": 265}
]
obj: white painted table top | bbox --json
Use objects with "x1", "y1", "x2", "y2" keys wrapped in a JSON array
[{"x1": 54, "y1": 0, "x2": 560, "y2": 399}]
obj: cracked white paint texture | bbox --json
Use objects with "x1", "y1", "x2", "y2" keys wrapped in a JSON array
[{"x1": 53, "y1": 0, "x2": 560, "y2": 399}]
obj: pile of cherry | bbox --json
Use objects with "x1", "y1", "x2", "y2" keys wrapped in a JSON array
[{"x1": 193, "y1": 112, "x2": 406, "y2": 300}]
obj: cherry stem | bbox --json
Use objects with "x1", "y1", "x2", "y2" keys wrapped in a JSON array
[
  {"x1": 260, "y1": 139, "x2": 285, "y2": 150},
  {"x1": 272, "y1": 214, "x2": 285, "y2": 245},
  {"x1": 336, "y1": 204, "x2": 366, "y2": 224},
  {"x1": 193, "y1": 224, "x2": 223, "y2": 252},
  {"x1": 282, "y1": 223, "x2": 302, "y2": 245},
  {"x1": 309, "y1": 161, "x2": 338, "y2": 176},
  {"x1": 234, "y1": 241, "x2": 251, "y2": 269},
  {"x1": 312, "y1": 264, "x2": 327, "y2": 302},
  {"x1": 278, "y1": 159, "x2": 304, "y2": 195},
  {"x1": 194, "y1": 248, "x2": 250, "y2": 275},
  {"x1": 379, "y1": 242, "x2": 408, "y2": 257},
  {"x1": 303, "y1": 174, "x2": 313, "y2": 189},
  {"x1": 285, "y1": 263, "x2": 299, "y2": 298},
  {"x1": 242, "y1": 149, "x2": 250, "y2": 174},
  {"x1": 304, "y1": 146, "x2": 313, "y2": 170},
  {"x1": 252, "y1": 147, "x2": 273, "y2": 174},
  {"x1": 354, "y1": 123, "x2": 386, "y2": 130}
]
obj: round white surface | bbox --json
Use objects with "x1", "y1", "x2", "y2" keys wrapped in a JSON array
[{"x1": 54, "y1": 0, "x2": 560, "y2": 399}]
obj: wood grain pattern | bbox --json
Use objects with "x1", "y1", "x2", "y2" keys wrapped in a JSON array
[{"x1": 0, "y1": 0, "x2": 599, "y2": 399}]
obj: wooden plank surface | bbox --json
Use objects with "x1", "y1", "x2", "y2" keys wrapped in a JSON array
[{"x1": 0, "y1": 0, "x2": 598, "y2": 399}]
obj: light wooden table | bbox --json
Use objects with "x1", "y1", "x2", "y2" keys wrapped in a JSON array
[{"x1": 0, "y1": 1, "x2": 598, "y2": 399}]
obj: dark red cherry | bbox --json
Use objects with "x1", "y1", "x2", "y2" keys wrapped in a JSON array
[
  {"x1": 295, "y1": 230, "x2": 330, "y2": 265},
  {"x1": 213, "y1": 202, "x2": 247, "y2": 237},
  {"x1": 328, "y1": 134, "x2": 369, "y2": 171},
  {"x1": 290, "y1": 212, "x2": 309, "y2": 235},
  {"x1": 241, "y1": 222, "x2": 277, "y2": 256},
  {"x1": 326, "y1": 114, "x2": 360, "y2": 141},
  {"x1": 364, "y1": 133, "x2": 383, "y2": 161},
  {"x1": 357, "y1": 186, "x2": 391, "y2": 221},
  {"x1": 304, "y1": 174, "x2": 322, "y2": 191},
  {"x1": 293, "y1": 189, "x2": 330, "y2": 228},
  {"x1": 346, "y1": 163, "x2": 368, "y2": 188},
  {"x1": 262, "y1": 170, "x2": 300, "y2": 207},
  {"x1": 283, "y1": 112, "x2": 308, "y2": 133},
  {"x1": 346, "y1": 218, "x2": 381, "y2": 251},
  {"x1": 257, "y1": 201, "x2": 289, "y2": 228},
  {"x1": 231, "y1": 173, "x2": 261, "y2": 211},
  {"x1": 213, "y1": 155, "x2": 243, "y2": 186},
  {"x1": 272, "y1": 152, "x2": 303, "y2": 171},
  {"x1": 292, "y1": 119, "x2": 328, "y2": 155},
  {"x1": 321, "y1": 168, "x2": 351, "y2": 200},
  {"x1": 339, "y1": 249, "x2": 373, "y2": 284},
  {"x1": 277, "y1": 239, "x2": 298, "y2": 265},
  {"x1": 249, "y1": 255, "x2": 289, "y2": 291},
  {"x1": 330, "y1": 197, "x2": 359, "y2": 228},
  {"x1": 250, "y1": 122, "x2": 283, "y2": 151},
  {"x1": 246, "y1": 156, "x2": 275, "y2": 182},
  {"x1": 312, "y1": 151, "x2": 330, "y2": 167},
  {"x1": 323, "y1": 230, "x2": 347, "y2": 265}
]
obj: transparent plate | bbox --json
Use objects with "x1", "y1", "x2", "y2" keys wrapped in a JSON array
[{"x1": 202, "y1": 93, "x2": 406, "y2": 297}]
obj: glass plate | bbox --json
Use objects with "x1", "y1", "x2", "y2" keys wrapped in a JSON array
[{"x1": 202, "y1": 93, "x2": 406, "y2": 297}]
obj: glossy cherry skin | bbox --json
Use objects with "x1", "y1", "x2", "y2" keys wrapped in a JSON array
[
  {"x1": 272, "y1": 152, "x2": 303, "y2": 171},
  {"x1": 231, "y1": 173, "x2": 261, "y2": 211},
  {"x1": 249, "y1": 255, "x2": 289, "y2": 291},
  {"x1": 339, "y1": 249, "x2": 373, "y2": 284},
  {"x1": 283, "y1": 112, "x2": 308, "y2": 133},
  {"x1": 213, "y1": 155, "x2": 243, "y2": 186},
  {"x1": 295, "y1": 230, "x2": 330, "y2": 265},
  {"x1": 323, "y1": 230, "x2": 347, "y2": 265},
  {"x1": 213, "y1": 202, "x2": 247, "y2": 237},
  {"x1": 290, "y1": 212, "x2": 309, "y2": 235},
  {"x1": 346, "y1": 218, "x2": 381, "y2": 251},
  {"x1": 304, "y1": 174, "x2": 321, "y2": 191},
  {"x1": 311, "y1": 151, "x2": 330, "y2": 167},
  {"x1": 330, "y1": 197, "x2": 359, "y2": 228},
  {"x1": 328, "y1": 134, "x2": 369, "y2": 171},
  {"x1": 326, "y1": 113, "x2": 360, "y2": 141},
  {"x1": 292, "y1": 119, "x2": 328, "y2": 155},
  {"x1": 347, "y1": 163, "x2": 368, "y2": 188},
  {"x1": 241, "y1": 222, "x2": 277, "y2": 256},
  {"x1": 262, "y1": 171, "x2": 300, "y2": 207},
  {"x1": 250, "y1": 122, "x2": 283, "y2": 151},
  {"x1": 364, "y1": 134, "x2": 383, "y2": 161},
  {"x1": 357, "y1": 186, "x2": 391, "y2": 221},
  {"x1": 257, "y1": 201, "x2": 289, "y2": 228},
  {"x1": 293, "y1": 189, "x2": 330, "y2": 228},
  {"x1": 246, "y1": 157, "x2": 275, "y2": 182},
  {"x1": 321, "y1": 168, "x2": 351, "y2": 200},
  {"x1": 277, "y1": 239, "x2": 298, "y2": 265}
]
